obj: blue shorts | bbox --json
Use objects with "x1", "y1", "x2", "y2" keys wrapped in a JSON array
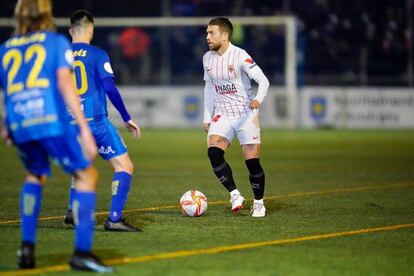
[
  {"x1": 16, "y1": 125, "x2": 91, "y2": 176},
  {"x1": 90, "y1": 117, "x2": 127, "y2": 160}
]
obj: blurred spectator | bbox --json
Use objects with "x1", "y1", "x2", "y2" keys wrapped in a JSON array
[{"x1": 118, "y1": 27, "x2": 151, "y2": 84}]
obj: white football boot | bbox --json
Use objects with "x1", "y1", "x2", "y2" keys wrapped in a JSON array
[
  {"x1": 251, "y1": 201, "x2": 266, "y2": 217},
  {"x1": 230, "y1": 193, "x2": 245, "y2": 213}
]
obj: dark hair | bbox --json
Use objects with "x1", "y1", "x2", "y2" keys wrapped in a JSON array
[
  {"x1": 14, "y1": 0, "x2": 55, "y2": 35},
  {"x1": 70, "y1": 9, "x2": 94, "y2": 27},
  {"x1": 208, "y1": 17, "x2": 233, "y2": 39}
]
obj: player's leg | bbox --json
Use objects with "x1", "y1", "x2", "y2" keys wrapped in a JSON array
[
  {"x1": 64, "y1": 176, "x2": 76, "y2": 225},
  {"x1": 238, "y1": 112, "x2": 266, "y2": 217},
  {"x1": 94, "y1": 118, "x2": 140, "y2": 232},
  {"x1": 243, "y1": 144, "x2": 266, "y2": 217},
  {"x1": 105, "y1": 153, "x2": 141, "y2": 232},
  {"x1": 15, "y1": 141, "x2": 50, "y2": 269},
  {"x1": 45, "y1": 128, "x2": 113, "y2": 272},
  {"x1": 207, "y1": 116, "x2": 245, "y2": 212},
  {"x1": 69, "y1": 166, "x2": 112, "y2": 272}
]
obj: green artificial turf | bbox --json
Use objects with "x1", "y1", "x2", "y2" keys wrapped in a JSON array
[{"x1": 0, "y1": 129, "x2": 413, "y2": 275}]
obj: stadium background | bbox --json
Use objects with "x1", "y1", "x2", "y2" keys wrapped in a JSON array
[
  {"x1": 1, "y1": 0, "x2": 413, "y2": 129},
  {"x1": 1, "y1": 0, "x2": 412, "y2": 86}
]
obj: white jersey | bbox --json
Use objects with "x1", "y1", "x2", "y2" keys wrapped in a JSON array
[{"x1": 203, "y1": 43, "x2": 264, "y2": 119}]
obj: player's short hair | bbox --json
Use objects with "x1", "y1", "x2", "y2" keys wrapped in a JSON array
[
  {"x1": 14, "y1": 0, "x2": 55, "y2": 35},
  {"x1": 70, "y1": 9, "x2": 94, "y2": 28},
  {"x1": 208, "y1": 17, "x2": 233, "y2": 40}
]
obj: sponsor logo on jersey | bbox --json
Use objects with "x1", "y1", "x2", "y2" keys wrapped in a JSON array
[
  {"x1": 215, "y1": 84, "x2": 238, "y2": 94},
  {"x1": 99, "y1": 145, "x2": 116, "y2": 155}
]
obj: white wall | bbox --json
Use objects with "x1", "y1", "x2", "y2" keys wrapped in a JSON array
[
  {"x1": 108, "y1": 86, "x2": 414, "y2": 128},
  {"x1": 300, "y1": 87, "x2": 414, "y2": 128}
]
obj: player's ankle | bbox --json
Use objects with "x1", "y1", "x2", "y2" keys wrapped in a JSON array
[
  {"x1": 253, "y1": 199, "x2": 264, "y2": 205},
  {"x1": 230, "y1": 189, "x2": 241, "y2": 197}
]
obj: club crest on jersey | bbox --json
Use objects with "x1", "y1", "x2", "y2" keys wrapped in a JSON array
[
  {"x1": 215, "y1": 84, "x2": 237, "y2": 94},
  {"x1": 228, "y1": 64, "x2": 234, "y2": 73}
]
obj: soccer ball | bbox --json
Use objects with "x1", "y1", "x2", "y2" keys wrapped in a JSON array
[{"x1": 180, "y1": 190, "x2": 208, "y2": 217}]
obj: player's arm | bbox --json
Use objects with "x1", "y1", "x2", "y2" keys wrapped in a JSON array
[
  {"x1": 249, "y1": 70, "x2": 270, "y2": 109},
  {"x1": 0, "y1": 68, "x2": 10, "y2": 145},
  {"x1": 57, "y1": 68, "x2": 97, "y2": 159},
  {"x1": 0, "y1": 113, "x2": 12, "y2": 146},
  {"x1": 102, "y1": 77, "x2": 141, "y2": 139},
  {"x1": 239, "y1": 51, "x2": 270, "y2": 109},
  {"x1": 203, "y1": 79, "x2": 215, "y2": 132}
]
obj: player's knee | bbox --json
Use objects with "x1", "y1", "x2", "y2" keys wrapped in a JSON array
[
  {"x1": 75, "y1": 166, "x2": 99, "y2": 191},
  {"x1": 124, "y1": 160, "x2": 134, "y2": 174},
  {"x1": 207, "y1": 147, "x2": 225, "y2": 168},
  {"x1": 112, "y1": 154, "x2": 134, "y2": 174},
  {"x1": 120, "y1": 157, "x2": 134, "y2": 174},
  {"x1": 245, "y1": 158, "x2": 263, "y2": 175},
  {"x1": 26, "y1": 173, "x2": 47, "y2": 185}
]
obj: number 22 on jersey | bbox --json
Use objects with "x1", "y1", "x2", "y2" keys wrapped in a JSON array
[{"x1": 2, "y1": 44, "x2": 50, "y2": 94}]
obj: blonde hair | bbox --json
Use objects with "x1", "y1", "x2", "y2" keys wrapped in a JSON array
[{"x1": 14, "y1": 0, "x2": 55, "y2": 35}]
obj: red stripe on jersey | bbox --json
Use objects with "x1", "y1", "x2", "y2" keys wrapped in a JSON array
[
  {"x1": 230, "y1": 48, "x2": 236, "y2": 79},
  {"x1": 209, "y1": 54, "x2": 213, "y2": 80},
  {"x1": 216, "y1": 55, "x2": 219, "y2": 80},
  {"x1": 227, "y1": 51, "x2": 230, "y2": 80},
  {"x1": 221, "y1": 57, "x2": 224, "y2": 80},
  {"x1": 236, "y1": 50, "x2": 241, "y2": 78}
]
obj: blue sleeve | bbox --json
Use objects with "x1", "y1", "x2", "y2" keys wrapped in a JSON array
[
  {"x1": 55, "y1": 35, "x2": 73, "y2": 69},
  {"x1": 102, "y1": 77, "x2": 131, "y2": 122},
  {"x1": 96, "y1": 50, "x2": 115, "y2": 80},
  {"x1": 0, "y1": 46, "x2": 5, "y2": 88}
]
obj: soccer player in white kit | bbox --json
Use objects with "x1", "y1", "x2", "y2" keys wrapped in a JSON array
[{"x1": 203, "y1": 17, "x2": 270, "y2": 217}]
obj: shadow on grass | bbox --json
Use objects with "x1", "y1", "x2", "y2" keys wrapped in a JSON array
[
  {"x1": 37, "y1": 248, "x2": 125, "y2": 265},
  {"x1": 218, "y1": 201, "x2": 298, "y2": 216}
]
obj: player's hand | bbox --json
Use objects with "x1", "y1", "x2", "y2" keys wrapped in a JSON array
[
  {"x1": 0, "y1": 127, "x2": 12, "y2": 146},
  {"x1": 249, "y1": 99, "x2": 261, "y2": 110},
  {"x1": 125, "y1": 120, "x2": 141, "y2": 139},
  {"x1": 80, "y1": 127, "x2": 97, "y2": 160},
  {"x1": 203, "y1": 123, "x2": 210, "y2": 132}
]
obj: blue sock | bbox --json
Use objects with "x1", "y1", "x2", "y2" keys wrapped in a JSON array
[
  {"x1": 109, "y1": 172, "x2": 132, "y2": 222},
  {"x1": 20, "y1": 182, "x2": 43, "y2": 244},
  {"x1": 68, "y1": 178, "x2": 76, "y2": 210},
  {"x1": 73, "y1": 191, "x2": 96, "y2": 252}
]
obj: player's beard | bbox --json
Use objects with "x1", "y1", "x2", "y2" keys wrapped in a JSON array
[{"x1": 209, "y1": 41, "x2": 222, "y2": 52}]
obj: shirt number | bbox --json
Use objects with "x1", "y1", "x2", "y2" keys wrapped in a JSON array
[
  {"x1": 73, "y1": 60, "x2": 88, "y2": 95},
  {"x1": 2, "y1": 44, "x2": 50, "y2": 94}
]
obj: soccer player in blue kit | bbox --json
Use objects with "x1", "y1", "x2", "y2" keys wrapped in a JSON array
[
  {"x1": 64, "y1": 10, "x2": 142, "y2": 232},
  {"x1": 0, "y1": 0, "x2": 112, "y2": 272}
]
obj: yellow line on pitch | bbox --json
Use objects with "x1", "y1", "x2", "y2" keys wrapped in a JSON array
[
  {"x1": 0, "y1": 182, "x2": 413, "y2": 225},
  {"x1": 1, "y1": 223, "x2": 413, "y2": 276}
]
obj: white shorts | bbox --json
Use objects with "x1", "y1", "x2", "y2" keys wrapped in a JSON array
[{"x1": 208, "y1": 111, "x2": 261, "y2": 145}]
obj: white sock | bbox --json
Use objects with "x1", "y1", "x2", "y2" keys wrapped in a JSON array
[
  {"x1": 230, "y1": 189, "x2": 241, "y2": 197},
  {"x1": 254, "y1": 199, "x2": 264, "y2": 205}
]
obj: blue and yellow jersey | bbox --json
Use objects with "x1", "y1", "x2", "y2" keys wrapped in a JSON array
[
  {"x1": 71, "y1": 43, "x2": 114, "y2": 121},
  {"x1": 0, "y1": 31, "x2": 73, "y2": 143}
]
